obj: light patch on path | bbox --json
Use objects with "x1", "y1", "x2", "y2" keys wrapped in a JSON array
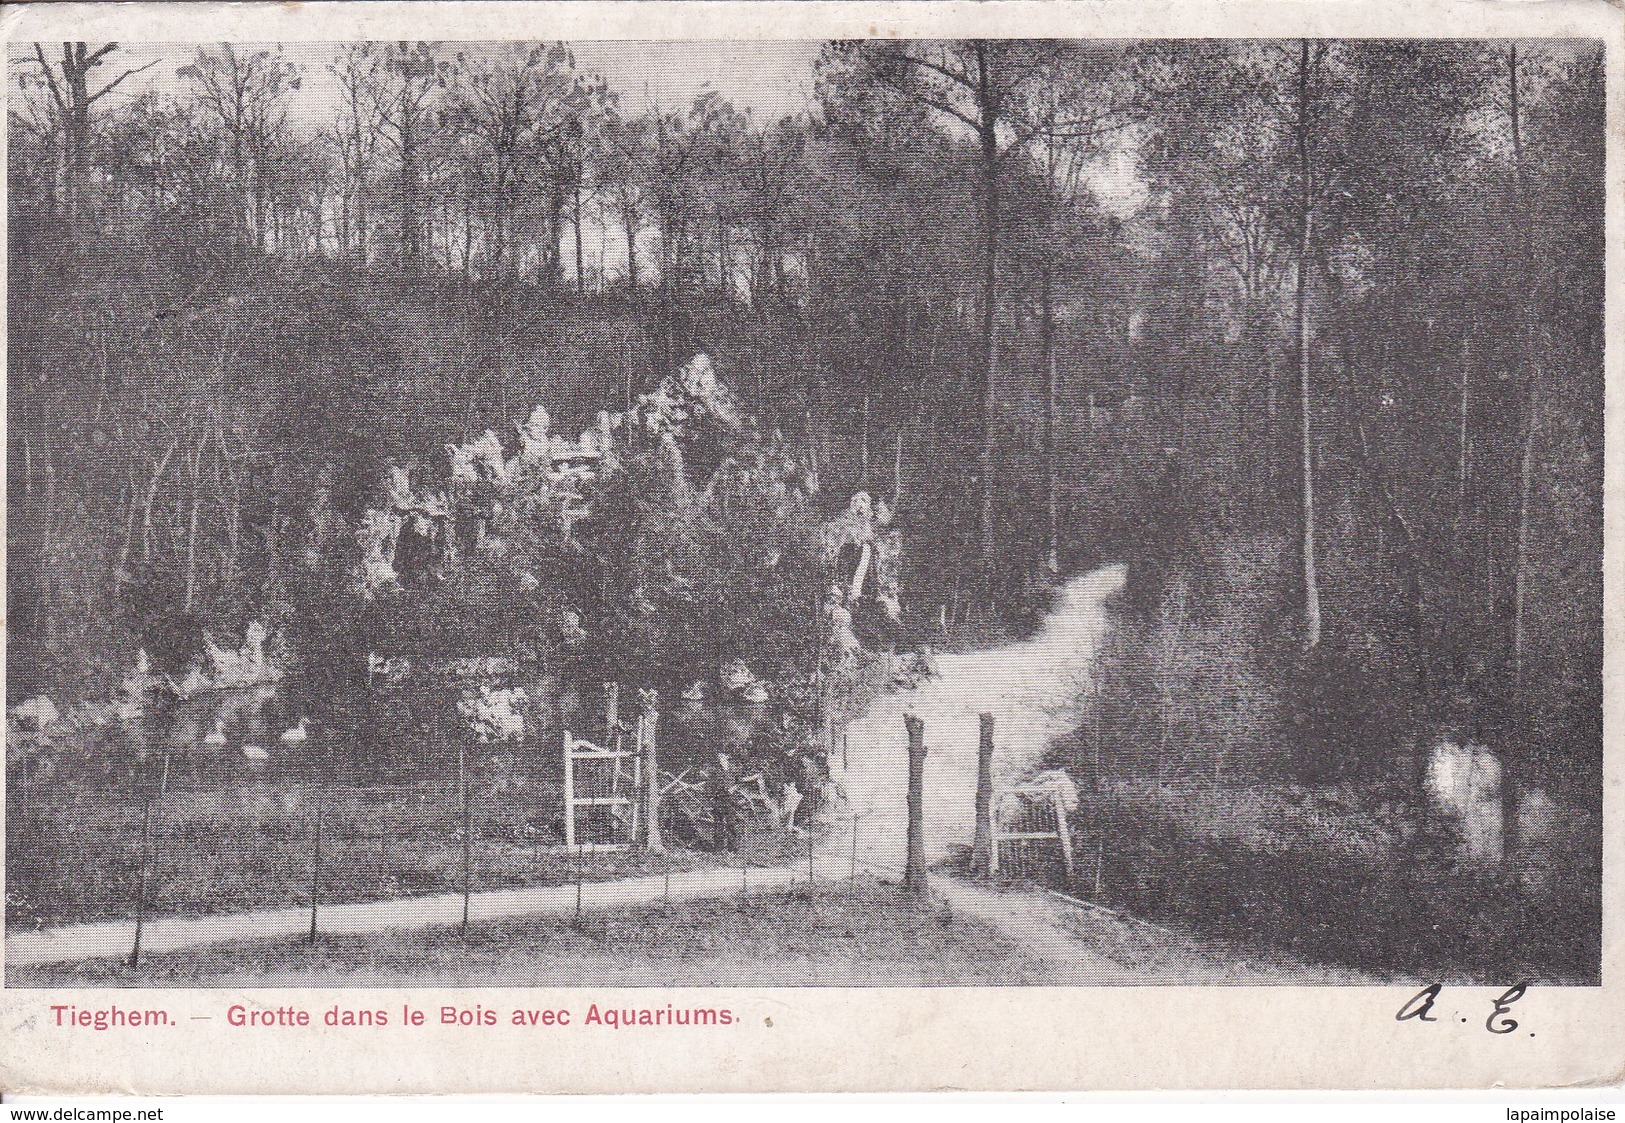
[{"x1": 832, "y1": 563, "x2": 1127, "y2": 876}]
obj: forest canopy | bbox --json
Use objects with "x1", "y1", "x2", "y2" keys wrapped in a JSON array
[{"x1": 6, "y1": 38, "x2": 1603, "y2": 765}]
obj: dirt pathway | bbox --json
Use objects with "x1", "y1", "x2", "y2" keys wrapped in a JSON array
[
  {"x1": 828, "y1": 563, "x2": 1128, "y2": 877},
  {"x1": 818, "y1": 562, "x2": 1364, "y2": 983}
]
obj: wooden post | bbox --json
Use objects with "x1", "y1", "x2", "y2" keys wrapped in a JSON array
[
  {"x1": 459, "y1": 739, "x2": 472, "y2": 931},
  {"x1": 603, "y1": 683, "x2": 619, "y2": 748},
  {"x1": 903, "y1": 711, "x2": 928, "y2": 894},
  {"x1": 849, "y1": 816, "x2": 859, "y2": 886},
  {"x1": 820, "y1": 672, "x2": 836, "y2": 765},
  {"x1": 1053, "y1": 790, "x2": 1076, "y2": 882},
  {"x1": 971, "y1": 714, "x2": 996, "y2": 877},
  {"x1": 638, "y1": 689, "x2": 663, "y2": 852},
  {"x1": 563, "y1": 731, "x2": 576, "y2": 850}
]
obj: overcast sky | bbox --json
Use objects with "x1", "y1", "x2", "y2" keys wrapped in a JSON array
[{"x1": 8, "y1": 40, "x2": 828, "y2": 124}]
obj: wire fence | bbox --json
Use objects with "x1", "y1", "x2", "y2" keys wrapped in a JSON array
[
  {"x1": 6, "y1": 752, "x2": 827, "y2": 957},
  {"x1": 7, "y1": 711, "x2": 1102, "y2": 968},
  {"x1": 7, "y1": 761, "x2": 726, "y2": 927}
]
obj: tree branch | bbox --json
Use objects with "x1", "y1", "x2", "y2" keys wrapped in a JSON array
[
  {"x1": 31, "y1": 45, "x2": 68, "y2": 113},
  {"x1": 878, "y1": 46, "x2": 976, "y2": 94},
  {"x1": 864, "y1": 52, "x2": 982, "y2": 132},
  {"x1": 1005, "y1": 105, "x2": 1137, "y2": 157},
  {"x1": 87, "y1": 57, "x2": 159, "y2": 105}
]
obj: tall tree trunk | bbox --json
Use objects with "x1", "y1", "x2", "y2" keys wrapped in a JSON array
[
  {"x1": 348, "y1": 116, "x2": 364, "y2": 258},
  {"x1": 1295, "y1": 39, "x2": 1322, "y2": 650},
  {"x1": 183, "y1": 438, "x2": 203, "y2": 612},
  {"x1": 894, "y1": 424, "x2": 905, "y2": 506},
  {"x1": 1513, "y1": 367, "x2": 1541, "y2": 689},
  {"x1": 462, "y1": 189, "x2": 474, "y2": 276},
  {"x1": 1507, "y1": 43, "x2": 1539, "y2": 692},
  {"x1": 64, "y1": 51, "x2": 92, "y2": 222},
  {"x1": 356, "y1": 170, "x2": 369, "y2": 264},
  {"x1": 574, "y1": 176, "x2": 586, "y2": 295},
  {"x1": 1041, "y1": 262, "x2": 1059, "y2": 575},
  {"x1": 117, "y1": 464, "x2": 139, "y2": 577},
  {"x1": 860, "y1": 391, "x2": 871, "y2": 484},
  {"x1": 718, "y1": 221, "x2": 731, "y2": 298},
  {"x1": 337, "y1": 179, "x2": 351, "y2": 260},
  {"x1": 1458, "y1": 337, "x2": 1471, "y2": 512},
  {"x1": 399, "y1": 80, "x2": 419, "y2": 270},
  {"x1": 140, "y1": 438, "x2": 179, "y2": 564},
  {"x1": 975, "y1": 42, "x2": 1001, "y2": 573},
  {"x1": 548, "y1": 179, "x2": 567, "y2": 290},
  {"x1": 624, "y1": 217, "x2": 639, "y2": 289}
]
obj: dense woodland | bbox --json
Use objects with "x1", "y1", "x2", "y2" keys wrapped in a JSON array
[{"x1": 6, "y1": 40, "x2": 1604, "y2": 782}]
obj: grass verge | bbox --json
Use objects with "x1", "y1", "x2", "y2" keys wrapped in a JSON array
[
  {"x1": 9, "y1": 880, "x2": 1049, "y2": 988},
  {"x1": 7, "y1": 779, "x2": 802, "y2": 929}
]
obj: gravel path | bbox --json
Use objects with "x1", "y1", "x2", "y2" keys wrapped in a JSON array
[{"x1": 830, "y1": 563, "x2": 1128, "y2": 876}]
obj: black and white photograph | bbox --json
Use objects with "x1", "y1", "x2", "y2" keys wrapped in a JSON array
[{"x1": 2, "y1": 17, "x2": 1608, "y2": 1013}]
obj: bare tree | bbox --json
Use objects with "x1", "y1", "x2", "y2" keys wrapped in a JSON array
[
  {"x1": 446, "y1": 43, "x2": 586, "y2": 280},
  {"x1": 598, "y1": 111, "x2": 652, "y2": 289},
  {"x1": 179, "y1": 44, "x2": 302, "y2": 251},
  {"x1": 376, "y1": 42, "x2": 446, "y2": 270},
  {"x1": 328, "y1": 44, "x2": 385, "y2": 261},
  {"x1": 27, "y1": 42, "x2": 158, "y2": 224}
]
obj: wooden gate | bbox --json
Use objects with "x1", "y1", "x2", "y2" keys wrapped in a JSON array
[
  {"x1": 562, "y1": 730, "x2": 641, "y2": 850},
  {"x1": 991, "y1": 784, "x2": 1075, "y2": 880}
]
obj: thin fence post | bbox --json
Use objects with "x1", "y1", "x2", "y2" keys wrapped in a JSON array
[
  {"x1": 308, "y1": 780, "x2": 324, "y2": 944},
  {"x1": 820, "y1": 672, "x2": 836, "y2": 764},
  {"x1": 638, "y1": 689, "x2": 663, "y2": 852},
  {"x1": 128, "y1": 751, "x2": 168, "y2": 968},
  {"x1": 807, "y1": 831, "x2": 815, "y2": 884},
  {"x1": 130, "y1": 794, "x2": 152, "y2": 967},
  {"x1": 972, "y1": 713, "x2": 995, "y2": 878},
  {"x1": 575, "y1": 827, "x2": 584, "y2": 920},
  {"x1": 603, "y1": 682, "x2": 619, "y2": 748},
  {"x1": 1094, "y1": 834, "x2": 1106, "y2": 900},
  {"x1": 563, "y1": 731, "x2": 576, "y2": 850},
  {"x1": 849, "y1": 816, "x2": 859, "y2": 886},
  {"x1": 459, "y1": 739, "x2": 472, "y2": 931},
  {"x1": 903, "y1": 711, "x2": 928, "y2": 894}
]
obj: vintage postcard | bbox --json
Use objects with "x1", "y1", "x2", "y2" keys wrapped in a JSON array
[{"x1": 1, "y1": 0, "x2": 1621, "y2": 1095}]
